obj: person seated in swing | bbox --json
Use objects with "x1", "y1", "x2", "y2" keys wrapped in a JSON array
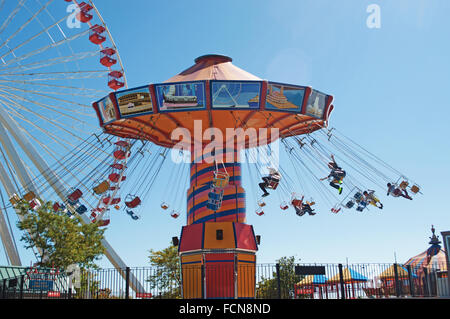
[
  {"x1": 387, "y1": 183, "x2": 412, "y2": 200},
  {"x1": 363, "y1": 190, "x2": 383, "y2": 209},
  {"x1": 320, "y1": 155, "x2": 346, "y2": 194},
  {"x1": 259, "y1": 167, "x2": 282, "y2": 197},
  {"x1": 293, "y1": 196, "x2": 316, "y2": 216}
]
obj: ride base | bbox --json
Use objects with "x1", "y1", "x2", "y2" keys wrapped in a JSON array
[{"x1": 178, "y1": 146, "x2": 258, "y2": 299}]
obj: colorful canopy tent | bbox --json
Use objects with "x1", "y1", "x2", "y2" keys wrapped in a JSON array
[
  {"x1": 327, "y1": 267, "x2": 368, "y2": 299},
  {"x1": 374, "y1": 264, "x2": 419, "y2": 297},
  {"x1": 297, "y1": 275, "x2": 328, "y2": 286},
  {"x1": 404, "y1": 225, "x2": 448, "y2": 273},
  {"x1": 327, "y1": 267, "x2": 368, "y2": 283},
  {"x1": 378, "y1": 265, "x2": 418, "y2": 280}
]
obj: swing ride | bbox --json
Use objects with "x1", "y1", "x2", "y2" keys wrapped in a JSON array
[
  {"x1": 0, "y1": 1, "x2": 421, "y2": 299},
  {"x1": 87, "y1": 53, "x2": 420, "y2": 298}
]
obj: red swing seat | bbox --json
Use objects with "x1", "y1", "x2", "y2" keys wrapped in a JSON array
[
  {"x1": 102, "y1": 197, "x2": 121, "y2": 205},
  {"x1": 125, "y1": 197, "x2": 141, "y2": 208}
]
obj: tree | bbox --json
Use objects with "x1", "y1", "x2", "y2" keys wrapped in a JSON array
[
  {"x1": 256, "y1": 256, "x2": 303, "y2": 299},
  {"x1": 147, "y1": 243, "x2": 181, "y2": 298},
  {"x1": 16, "y1": 200, "x2": 105, "y2": 269}
]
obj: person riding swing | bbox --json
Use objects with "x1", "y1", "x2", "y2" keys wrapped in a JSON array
[
  {"x1": 259, "y1": 167, "x2": 282, "y2": 197},
  {"x1": 320, "y1": 154, "x2": 346, "y2": 194},
  {"x1": 292, "y1": 195, "x2": 316, "y2": 216}
]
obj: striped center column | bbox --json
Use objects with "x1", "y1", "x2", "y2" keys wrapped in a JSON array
[{"x1": 187, "y1": 145, "x2": 246, "y2": 225}]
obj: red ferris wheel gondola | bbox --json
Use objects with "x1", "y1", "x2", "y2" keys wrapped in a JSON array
[
  {"x1": 100, "y1": 48, "x2": 117, "y2": 68},
  {"x1": 89, "y1": 24, "x2": 106, "y2": 45},
  {"x1": 75, "y1": 2, "x2": 94, "y2": 23}
]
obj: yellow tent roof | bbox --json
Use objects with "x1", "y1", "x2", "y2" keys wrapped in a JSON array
[{"x1": 378, "y1": 265, "x2": 410, "y2": 279}]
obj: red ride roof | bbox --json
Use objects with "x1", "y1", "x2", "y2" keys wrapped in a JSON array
[{"x1": 164, "y1": 54, "x2": 261, "y2": 82}]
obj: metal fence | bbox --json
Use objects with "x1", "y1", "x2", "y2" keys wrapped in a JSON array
[{"x1": 1, "y1": 263, "x2": 449, "y2": 299}]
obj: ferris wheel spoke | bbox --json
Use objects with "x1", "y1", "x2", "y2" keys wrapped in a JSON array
[
  {"x1": 0, "y1": 82, "x2": 103, "y2": 99},
  {"x1": 0, "y1": 50, "x2": 101, "y2": 74},
  {"x1": 0, "y1": 79, "x2": 107, "y2": 98},
  {"x1": 0, "y1": 90, "x2": 96, "y2": 121},
  {"x1": 0, "y1": 0, "x2": 54, "y2": 52},
  {"x1": 0, "y1": 97, "x2": 95, "y2": 144},
  {"x1": 0, "y1": 0, "x2": 26, "y2": 37},
  {"x1": 0, "y1": 83, "x2": 92, "y2": 108},
  {"x1": 1, "y1": 27, "x2": 90, "y2": 67},
  {"x1": 0, "y1": 70, "x2": 109, "y2": 83},
  {"x1": 0, "y1": 90, "x2": 95, "y2": 127},
  {"x1": 0, "y1": 9, "x2": 71, "y2": 59}
]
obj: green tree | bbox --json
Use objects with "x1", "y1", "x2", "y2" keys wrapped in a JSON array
[
  {"x1": 16, "y1": 200, "x2": 105, "y2": 269},
  {"x1": 256, "y1": 256, "x2": 303, "y2": 299},
  {"x1": 147, "y1": 243, "x2": 181, "y2": 298}
]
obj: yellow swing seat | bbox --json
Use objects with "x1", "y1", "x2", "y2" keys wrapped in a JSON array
[
  {"x1": 23, "y1": 191, "x2": 36, "y2": 202},
  {"x1": 9, "y1": 194, "x2": 20, "y2": 206},
  {"x1": 93, "y1": 181, "x2": 110, "y2": 195},
  {"x1": 410, "y1": 185, "x2": 420, "y2": 194},
  {"x1": 213, "y1": 172, "x2": 229, "y2": 189}
]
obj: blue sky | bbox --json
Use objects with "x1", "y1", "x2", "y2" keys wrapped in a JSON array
[{"x1": 3, "y1": 0, "x2": 450, "y2": 268}]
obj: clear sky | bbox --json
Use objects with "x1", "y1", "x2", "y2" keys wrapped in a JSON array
[{"x1": 3, "y1": 0, "x2": 450, "y2": 268}]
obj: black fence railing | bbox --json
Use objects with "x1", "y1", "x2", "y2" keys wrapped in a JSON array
[{"x1": 0, "y1": 263, "x2": 448, "y2": 299}]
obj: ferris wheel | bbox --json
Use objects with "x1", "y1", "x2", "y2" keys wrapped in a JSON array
[{"x1": 0, "y1": 0, "x2": 144, "y2": 289}]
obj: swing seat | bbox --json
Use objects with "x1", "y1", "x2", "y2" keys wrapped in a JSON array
[
  {"x1": 345, "y1": 201, "x2": 355, "y2": 209},
  {"x1": 266, "y1": 177, "x2": 280, "y2": 190},
  {"x1": 213, "y1": 172, "x2": 229, "y2": 189},
  {"x1": 29, "y1": 199, "x2": 41, "y2": 210},
  {"x1": 256, "y1": 209, "x2": 265, "y2": 216},
  {"x1": 109, "y1": 173, "x2": 126, "y2": 183},
  {"x1": 76, "y1": 205, "x2": 87, "y2": 215},
  {"x1": 208, "y1": 191, "x2": 223, "y2": 201},
  {"x1": 161, "y1": 202, "x2": 169, "y2": 210},
  {"x1": 353, "y1": 192, "x2": 363, "y2": 201},
  {"x1": 125, "y1": 196, "x2": 141, "y2": 208},
  {"x1": 399, "y1": 181, "x2": 409, "y2": 190},
  {"x1": 170, "y1": 212, "x2": 179, "y2": 219},
  {"x1": 207, "y1": 201, "x2": 222, "y2": 211},
  {"x1": 291, "y1": 199, "x2": 302, "y2": 207},
  {"x1": 102, "y1": 197, "x2": 121, "y2": 205},
  {"x1": 410, "y1": 185, "x2": 420, "y2": 194},
  {"x1": 356, "y1": 206, "x2": 365, "y2": 212},
  {"x1": 280, "y1": 203, "x2": 289, "y2": 210},
  {"x1": 98, "y1": 219, "x2": 110, "y2": 227},
  {"x1": 115, "y1": 140, "x2": 129, "y2": 148},
  {"x1": 258, "y1": 200, "x2": 266, "y2": 207},
  {"x1": 110, "y1": 163, "x2": 124, "y2": 170},
  {"x1": 114, "y1": 205, "x2": 120, "y2": 210},
  {"x1": 52, "y1": 203, "x2": 60, "y2": 212},
  {"x1": 113, "y1": 150, "x2": 126, "y2": 160},
  {"x1": 331, "y1": 207, "x2": 341, "y2": 214},
  {"x1": 68, "y1": 189, "x2": 83, "y2": 202},
  {"x1": 93, "y1": 181, "x2": 110, "y2": 195},
  {"x1": 23, "y1": 191, "x2": 36, "y2": 202},
  {"x1": 9, "y1": 194, "x2": 20, "y2": 206}
]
